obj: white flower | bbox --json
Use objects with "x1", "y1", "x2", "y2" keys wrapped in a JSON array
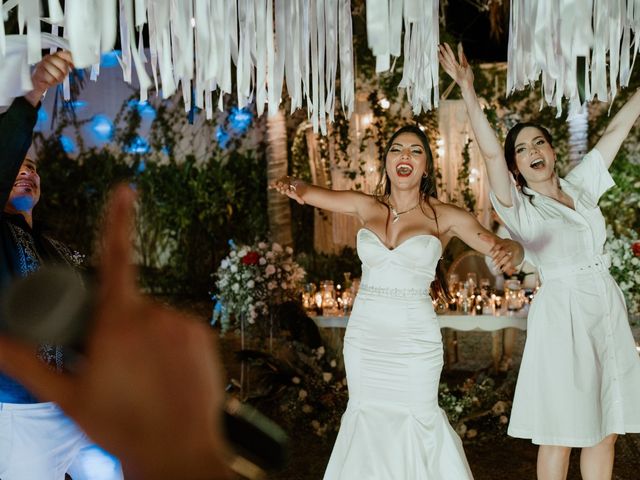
[
  {"x1": 266, "y1": 251, "x2": 275, "y2": 260},
  {"x1": 259, "y1": 257, "x2": 267, "y2": 265},
  {"x1": 265, "y1": 264, "x2": 276, "y2": 276},
  {"x1": 322, "y1": 372, "x2": 333, "y2": 382},
  {"x1": 454, "y1": 405, "x2": 463, "y2": 413},
  {"x1": 267, "y1": 281, "x2": 277, "y2": 290},
  {"x1": 281, "y1": 282, "x2": 287, "y2": 289},
  {"x1": 230, "y1": 264, "x2": 238, "y2": 273},
  {"x1": 272, "y1": 243, "x2": 283, "y2": 253},
  {"x1": 316, "y1": 346, "x2": 325, "y2": 358},
  {"x1": 292, "y1": 376, "x2": 301, "y2": 384},
  {"x1": 238, "y1": 247, "x2": 248, "y2": 258},
  {"x1": 298, "y1": 389, "x2": 308, "y2": 400},
  {"x1": 232, "y1": 283, "x2": 240, "y2": 293},
  {"x1": 220, "y1": 259, "x2": 230, "y2": 269},
  {"x1": 247, "y1": 280, "x2": 255, "y2": 288},
  {"x1": 229, "y1": 251, "x2": 236, "y2": 258},
  {"x1": 285, "y1": 246, "x2": 293, "y2": 254},
  {"x1": 330, "y1": 359, "x2": 337, "y2": 368}
]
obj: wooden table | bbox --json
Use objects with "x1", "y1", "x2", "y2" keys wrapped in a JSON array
[{"x1": 313, "y1": 308, "x2": 528, "y2": 371}]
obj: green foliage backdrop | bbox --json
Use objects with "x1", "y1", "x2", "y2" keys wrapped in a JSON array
[{"x1": 34, "y1": 101, "x2": 268, "y2": 297}]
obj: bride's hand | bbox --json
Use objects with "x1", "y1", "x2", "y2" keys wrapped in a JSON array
[
  {"x1": 269, "y1": 176, "x2": 305, "y2": 205},
  {"x1": 438, "y1": 43, "x2": 474, "y2": 93},
  {"x1": 479, "y1": 234, "x2": 523, "y2": 276}
]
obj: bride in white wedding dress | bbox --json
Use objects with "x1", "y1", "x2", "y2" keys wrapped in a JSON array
[{"x1": 272, "y1": 125, "x2": 524, "y2": 479}]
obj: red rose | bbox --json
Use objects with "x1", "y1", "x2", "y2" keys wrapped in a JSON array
[
  {"x1": 241, "y1": 251, "x2": 260, "y2": 265},
  {"x1": 632, "y1": 242, "x2": 640, "y2": 257}
]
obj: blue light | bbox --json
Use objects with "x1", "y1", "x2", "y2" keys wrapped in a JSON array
[
  {"x1": 59, "y1": 135, "x2": 76, "y2": 153},
  {"x1": 90, "y1": 114, "x2": 114, "y2": 142},
  {"x1": 37, "y1": 108, "x2": 48, "y2": 123},
  {"x1": 68, "y1": 100, "x2": 87, "y2": 110},
  {"x1": 124, "y1": 136, "x2": 150, "y2": 154},
  {"x1": 127, "y1": 100, "x2": 156, "y2": 120},
  {"x1": 34, "y1": 108, "x2": 48, "y2": 132},
  {"x1": 100, "y1": 50, "x2": 121, "y2": 68},
  {"x1": 138, "y1": 103, "x2": 156, "y2": 120},
  {"x1": 228, "y1": 107, "x2": 252, "y2": 133},
  {"x1": 216, "y1": 126, "x2": 230, "y2": 149}
]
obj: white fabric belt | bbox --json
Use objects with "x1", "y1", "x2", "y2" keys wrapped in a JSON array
[
  {"x1": 538, "y1": 254, "x2": 611, "y2": 282},
  {"x1": 357, "y1": 283, "x2": 430, "y2": 299}
]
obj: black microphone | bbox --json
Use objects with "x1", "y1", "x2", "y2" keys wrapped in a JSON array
[{"x1": 0, "y1": 266, "x2": 290, "y2": 479}]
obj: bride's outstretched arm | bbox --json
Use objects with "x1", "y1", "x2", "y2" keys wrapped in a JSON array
[
  {"x1": 439, "y1": 204, "x2": 524, "y2": 274},
  {"x1": 593, "y1": 88, "x2": 640, "y2": 168},
  {"x1": 270, "y1": 175, "x2": 375, "y2": 221},
  {"x1": 438, "y1": 43, "x2": 513, "y2": 206}
]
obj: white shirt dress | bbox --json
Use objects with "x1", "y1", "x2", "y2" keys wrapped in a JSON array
[{"x1": 490, "y1": 149, "x2": 640, "y2": 447}]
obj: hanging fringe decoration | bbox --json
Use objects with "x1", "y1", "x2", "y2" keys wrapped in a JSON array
[
  {"x1": 366, "y1": 0, "x2": 440, "y2": 115},
  {"x1": 507, "y1": 0, "x2": 640, "y2": 116},
  {"x1": 0, "y1": 0, "x2": 355, "y2": 133}
]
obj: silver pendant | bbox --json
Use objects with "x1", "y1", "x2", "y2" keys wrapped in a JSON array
[{"x1": 391, "y1": 208, "x2": 400, "y2": 223}]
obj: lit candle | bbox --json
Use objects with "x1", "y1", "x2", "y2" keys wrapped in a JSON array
[{"x1": 494, "y1": 296, "x2": 503, "y2": 311}]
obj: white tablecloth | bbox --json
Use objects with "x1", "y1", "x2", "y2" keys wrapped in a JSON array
[{"x1": 313, "y1": 307, "x2": 528, "y2": 332}]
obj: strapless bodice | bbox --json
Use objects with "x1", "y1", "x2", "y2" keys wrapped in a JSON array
[{"x1": 356, "y1": 228, "x2": 442, "y2": 297}]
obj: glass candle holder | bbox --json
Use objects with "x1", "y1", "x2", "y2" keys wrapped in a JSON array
[
  {"x1": 505, "y1": 279, "x2": 523, "y2": 311},
  {"x1": 320, "y1": 280, "x2": 337, "y2": 315}
]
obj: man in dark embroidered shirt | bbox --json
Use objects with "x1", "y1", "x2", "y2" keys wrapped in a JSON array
[{"x1": 0, "y1": 51, "x2": 123, "y2": 480}]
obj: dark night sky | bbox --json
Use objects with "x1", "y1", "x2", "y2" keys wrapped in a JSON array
[{"x1": 444, "y1": 0, "x2": 509, "y2": 63}]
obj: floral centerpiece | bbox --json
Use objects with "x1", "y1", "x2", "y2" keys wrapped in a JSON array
[
  {"x1": 212, "y1": 240, "x2": 306, "y2": 331},
  {"x1": 605, "y1": 226, "x2": 640, "y2": 318}
]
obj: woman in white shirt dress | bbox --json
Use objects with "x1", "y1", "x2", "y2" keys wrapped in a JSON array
[{"x1": 440, "y1": 43, "x2": 640, "y2": 480}]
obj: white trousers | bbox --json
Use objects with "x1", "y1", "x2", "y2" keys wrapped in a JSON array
[{"x1": 0, "y1": 402, "x2": 123, "y2": 480}]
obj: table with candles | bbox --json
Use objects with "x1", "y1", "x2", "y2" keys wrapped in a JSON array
[{"x1": 306, "y1": 274, "x2": 534, "y2": 372}]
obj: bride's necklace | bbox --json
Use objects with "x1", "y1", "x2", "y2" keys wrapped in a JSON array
[{"x1": 389, "y1": 202, "x2": 420, "y2": 224}]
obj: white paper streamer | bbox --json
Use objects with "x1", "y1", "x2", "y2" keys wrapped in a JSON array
[
  {"x1": 338, "y1": 0, "x2": 354, "y2": 116},
  {"x1": 366, "y1": 0, "x2": 439, "y2": 115},
  {"x1": 0, "y1": 33, "x2": 69, "y2": 106},
  {"x1": 1, "y1": 0, "x2": 355, "y2": 133},
  {"x1": 508, "y1": 0, "x2": 640, "y2": 115}
]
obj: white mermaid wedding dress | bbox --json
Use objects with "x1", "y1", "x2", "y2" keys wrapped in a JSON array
[{"x1": 324, "y1": 228, "x2": 473, "y2": 479}]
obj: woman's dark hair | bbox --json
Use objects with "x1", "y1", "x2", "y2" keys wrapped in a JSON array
[
  {"x1": 375, "y1": 125, "x2": 450, "y2": 302},
  {"x1": 504, "y1": 122, "x2": 554, "y2": 202}
]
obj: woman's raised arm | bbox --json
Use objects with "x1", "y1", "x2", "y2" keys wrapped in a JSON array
[
  {"x1": 439, "y1": 43, "x2": 513, "y2": 206},
  {"x1": 593, "y1": 88, "x2": 640, "y2": 168}
]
